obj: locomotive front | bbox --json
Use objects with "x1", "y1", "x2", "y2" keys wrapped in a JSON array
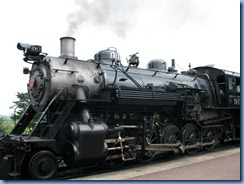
[{"x1": 18, "y1": 37, "x2": 102, "y2": 112}]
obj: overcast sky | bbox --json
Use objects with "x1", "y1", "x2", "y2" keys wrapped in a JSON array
[{"x1": 0, "y1": 0, "x2": 240, "y2": 115}]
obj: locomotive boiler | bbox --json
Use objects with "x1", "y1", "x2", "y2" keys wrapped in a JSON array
[{"x1": 0, "y1": 37, "x2": 240, "y2": 179}]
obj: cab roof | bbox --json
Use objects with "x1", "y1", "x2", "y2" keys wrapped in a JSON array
[{"x1": 193, "y1": 66, "x2": 240, "y2": 79}]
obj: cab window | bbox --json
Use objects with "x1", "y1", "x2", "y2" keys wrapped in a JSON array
[{"x1": 228, "y1": 77, "x2": 235, "y2": 91}]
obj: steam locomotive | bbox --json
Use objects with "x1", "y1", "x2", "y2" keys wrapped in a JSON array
[{"x1": 0, "y1": 37, "x2": 240, "y2": 179}]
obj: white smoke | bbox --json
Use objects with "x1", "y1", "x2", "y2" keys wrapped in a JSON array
[{"x1": 65, "y1": 0, "x2": 141, "y2": 37}]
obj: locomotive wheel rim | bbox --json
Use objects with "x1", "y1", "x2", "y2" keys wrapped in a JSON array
[
  {"x1": 137, "y1": 123, "x2": 159, "y2": 163},
  {"x1": 202, "y1": 128, "x2": 217, "y2": 151},
  {"x1": 183, "y1": 124, "x2": 200, "y2": 155},
  {"x1": 145, "y1": 127, "x2": 158, "y2": 145},
  {"x1": 28, "y1": 150, "x2": 58, "y2": 180},
  {"x1": 161, "y1": 125, "x2": 181, "y2": 144}
]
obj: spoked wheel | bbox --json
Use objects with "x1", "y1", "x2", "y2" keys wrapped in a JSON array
[
  {"x1": 161, "y1": 125, "x2": 181, "y2": 144},
  {"x1": 28, "y1": 150, "x2": 58, "y2": 180},
  {"x1": 137, "y1": 123, "x2": 159, "y2": 163},
  {"x1": 202, "y1": 127, "x2": 218, "y2": 151},
  {"x1": 183, "y1": 124, "x2": 200, "y2": 155},
  {"x1": 160, "y1": 125, "x2": 182, "y2": 158}
]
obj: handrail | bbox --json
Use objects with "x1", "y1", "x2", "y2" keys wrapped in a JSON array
[{"x1": 27, "y1": 88, "x2": 67, "y2": 139}]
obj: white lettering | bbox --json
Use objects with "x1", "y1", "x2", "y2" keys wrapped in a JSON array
[{"x1": 233, "y1": 98, "x2": 240, "y2": 105}]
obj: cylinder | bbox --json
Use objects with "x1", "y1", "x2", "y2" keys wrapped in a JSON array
[
  {"x1": 60, "y1": 37, "x2": 76, "y2": 58},
  {"x1": 62, "y1": 122, "x2": 108, "y2": 167}
]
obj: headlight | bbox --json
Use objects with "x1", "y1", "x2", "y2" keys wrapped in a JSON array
[{"x1": 17, "y1": 42, "x2": 42, "y2": 56}]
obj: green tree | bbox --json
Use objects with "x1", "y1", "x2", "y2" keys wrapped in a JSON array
[
  {"x1": 0, "y1": 116, "x2": 14, "y2": 133},
  {"x1": 0, "y1": 116, "x2": 5, "y2": 133},
  {"x1": 10, "y1": 92, "x2": 29, "y2": 125},
  {"x1": 9, "y1": 92, "x2": 41, "y2": 134}
]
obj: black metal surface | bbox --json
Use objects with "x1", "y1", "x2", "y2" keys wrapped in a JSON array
[
  {"x1": 62, "y1": 122, "x2": 108, "y2": 167},
  {"x1": 28, "y1": 150, "x2": 58, "y2": 180},
  {"x1": 44, "y1": 101, "x2": 76, "y2": 139}
]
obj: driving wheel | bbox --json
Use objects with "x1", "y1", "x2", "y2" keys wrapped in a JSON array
[
  {"x1": 183, "y1": 124, "x2": 200, "y2": 155},
  {"x1": 161, "y1": 125, "x2": 181, "y2": 144},
  {"x1": 137, "y1": 122, "x2": 159, "y2": 163},
  {"x1": 202, "y1": 127, "x2": 217, "y2": 151}
]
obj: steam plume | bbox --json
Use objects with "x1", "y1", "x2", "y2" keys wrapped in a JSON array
[{"x1": 66, "y1": 0, "x2": 141, "y2": 37}]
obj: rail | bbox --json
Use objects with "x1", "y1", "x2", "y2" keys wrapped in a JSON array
[{"x1": 27, "y1": 88, "x2": 67, "y2": 139}]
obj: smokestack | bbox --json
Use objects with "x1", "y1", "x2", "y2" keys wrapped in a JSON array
[{"x1": 60, "y1": 37, "x2": 76, "y2": 58}]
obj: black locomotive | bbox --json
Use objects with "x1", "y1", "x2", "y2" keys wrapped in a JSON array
[{"x1": 0, "y1": 37, "x2": 240, "y2": 179}]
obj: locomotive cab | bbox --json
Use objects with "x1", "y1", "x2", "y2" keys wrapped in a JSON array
[
  {"x1": 194, "y1": 66, "x2": 240, "y2": 108},
  {"x1": 216, "y1": 73, "x2": 240, "y2": 107}
]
